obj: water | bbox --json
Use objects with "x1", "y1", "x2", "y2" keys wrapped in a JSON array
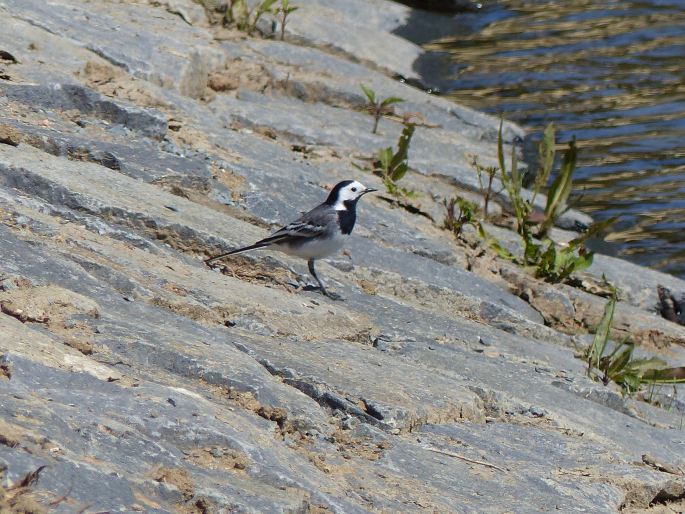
[{"x1": 421, "y1": 0, "x2": 685, "y2": 278}]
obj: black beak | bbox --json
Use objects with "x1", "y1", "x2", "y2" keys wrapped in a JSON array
[{"x1": 362, "y1": 187, "x2": 377, "y2": 195}]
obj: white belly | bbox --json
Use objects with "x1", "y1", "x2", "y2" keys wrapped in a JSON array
[{"x1": 278, "y1": 234, "x2": 346, "y2": 260}]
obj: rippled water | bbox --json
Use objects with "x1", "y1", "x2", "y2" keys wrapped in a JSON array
[{"x1": 422, "y1": 0, "x2": 685, "y2": 278}]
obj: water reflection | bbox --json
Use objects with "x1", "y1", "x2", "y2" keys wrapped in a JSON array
[{"x1": 425, "y1": 0, "x2": 685, "y2": 278}]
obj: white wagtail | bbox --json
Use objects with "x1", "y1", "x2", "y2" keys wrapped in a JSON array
[{"x1": 205, "y1": 180, "x2": 376, "y2": 300}]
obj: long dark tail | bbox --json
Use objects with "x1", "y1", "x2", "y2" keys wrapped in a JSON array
[{"x1": 205, "y1": 241, "x2": 272, "y2": 265}]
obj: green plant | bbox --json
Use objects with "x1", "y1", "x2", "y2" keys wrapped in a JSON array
[
  {"x1": 532, "y1": 216, "x2": 617, "y2": 282},
  {"x1": 360, "y1": 84, "x2": 404, "y2": 134},
  {"x1": 277, "y1": 0, "x2": 298, "y2": 40},
  {"x1": 531, "y1": 122, "x2": 556, "y2": 206},
  {"x1": 224, "y1": 0, "x2": 278, "y2": 34},
  {"x1": 539, "y1": 136, "x2": 576, "y2": 237},
  {"x1": 585, "y1": 288, "x2": 685, "y2": 395},
  {"x1": 373, "y1": 122, "x2": 416, "y2": 198},
  {"x1": 494, "y1": 121, "x2": 615, "y2": 283},
  {"x1": 443, "y1": 196, "x2": 477, "y2": 238},
  {"x1": 469, "y1": 155, "x2": 499, "y2": 218},
  {"x1": 498, "y1": 121, "x2": 575, "y2": 236}
]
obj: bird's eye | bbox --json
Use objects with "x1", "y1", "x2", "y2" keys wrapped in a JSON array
[{"x1": 351, "y1": 187, "x2": 357, "y2": 192}]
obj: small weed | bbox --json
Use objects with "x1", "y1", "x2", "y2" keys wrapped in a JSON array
[
  {"x1": 372, "y1": 121, "x2": 416, "y2": 199},
  {"x1": 443, "y1": 196, "x2": 477, "y2": 239},
  {"x1": 585, "y1": 288, "x2": 685, "y2": 395},
  {"x1": 531, "y1": 122, "x2": 556, "y2": 206},
  {"x1": 277, "y1": 0, "x2": 298, "y2": 40},
  {"x1": 539, "y1": 135, "x2": 576, "y2": 237},
  {"x1": 497, "y1": 120, "x2": 530, "y2": 235},
  {"x1": 531, "y1": 216, "x2": 616, "y2": 282},
  {"x1": 497, "y1": 120, "x2": 576, "y2": 236},
  {"x1": 469, "y1": 156, "x2": 499, "y2": 218},
  {"x1": 360, "y1": 84, "x2": 404, "y2": 134},
  {"x1": 585, "y1": 284, "x2": 618, "y2": 378},
  {"x1": 224, "y1": 0, "x2": 278, "y2": 34},
  {"x1": 494, "y1": 121, "x2": 616, "y2": 283}
]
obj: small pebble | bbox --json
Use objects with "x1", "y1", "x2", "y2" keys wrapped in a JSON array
[{"x1": 528, "y1": 406, "x2": 546, "y2": 418}]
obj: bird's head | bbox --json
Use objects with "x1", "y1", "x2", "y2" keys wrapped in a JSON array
[{"x1": 326, "y1": 180, "x2": 377, "y2": 210}]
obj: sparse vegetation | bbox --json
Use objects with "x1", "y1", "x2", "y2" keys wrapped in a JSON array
[
  {"x1": 469, "y1": 155, "x2": 499, "y2": 218},
  {"x1": 277, "y1": 0, "x2": 298, "y2": 40},
  {"x1": 372, "y1": 121, "x2": 416, "y2": 199},
  {"x1": 443, "y1": 196, "x2": 477, "y2": 239},
  {"x1": 493, "y1": 121, "x2": 616, "y2": 283},
  {"x1": 452, "y1": 122, "x2": 617, "y2": 284},
  {"x1": 224, "y1": 0, "x2": 278, "y2": 34},
  {"x1": 585, "y1": 287, "x2": 685, "y2": 395},
  {"x1": 360, "y1": 84, "x2": 404, "y2": 134},
  {"x1": 497, "y1": 120, "x2": 577, "y2": 235}
]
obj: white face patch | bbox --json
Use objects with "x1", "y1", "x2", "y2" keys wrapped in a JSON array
[{"x1": 332, "y1": 180, "x2": 368, "y2": 211}]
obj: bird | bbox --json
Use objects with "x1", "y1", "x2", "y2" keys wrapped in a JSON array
[{"x1": 205, "y1": 180, "x2": 376, "y2": 300}]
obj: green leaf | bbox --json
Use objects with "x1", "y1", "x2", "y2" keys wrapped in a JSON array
[
  {"x1": 257, "y1": 0, "x2": 278, "y2": 13},
  {"x1": 389, "y1": 123, "x2": 414, "y2": 174},
  {"x1": 478, "y1": 223, "x2": 517, "y2": 262},
  {"x1": 641, "y1": 367, "x2": 685, "y2": 383},
  {"x1": 380, "y1": 96, "x2": 405, "y2": 107},
  {"x1": 606, "y1": 345, "x2": 634, "y2": 377},
  {"x1": 533, "y1": 122, "x2": 555, "y2": 201},
  {"x1": 391, "y1": 163, "x2": 408, "y2": 182},
  {"x1": 567, "y1": 216, "x2": 619, "y2": 250},
  {"x1": 586, "y1": 287, "x2": 617, "y2": 373},
  {"x1": 377, "y1": 147, "x2": 392, "y2": 173},
  {"x1": 511, "y1": 139, "x2": 521, "y2": 191},
  {"x1": 541, "y1": 137, "x2": 576, "y2": 236},
  {"x1": 621, "y1": 372, "x2": 641, "y2": 393},
  {"x1": 497, "y1": 119, "x2": 507, "y2": 185},
  {"x1": 626, "y1": 357, "x2": 669, "y2": 374},
  {"x1": 360, "y1": 84, "x2": 376, "y2": 104}
]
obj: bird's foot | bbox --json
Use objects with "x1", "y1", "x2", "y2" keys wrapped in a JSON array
[
  {"x1": 304, "y1": 284, "x2": 343, "y2": 301},
  {"x1": 321, "y1": 288, "x2": 344, "y2": 301},
  {"x1": 302, "y1": 284, "x2": 345, "y2": 302}
]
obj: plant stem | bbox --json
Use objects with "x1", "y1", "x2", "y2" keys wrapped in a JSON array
[
  {"x1": 484, "y1": 172, "x2": 495, "y2": 218},
  {"x1": 372, "y1": 107, "x2": 381, "y2": 134}
]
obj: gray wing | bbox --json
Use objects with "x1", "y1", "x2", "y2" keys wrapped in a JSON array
[{"x1": 256, "y1": 203, "x2": 336, "y2": 245}]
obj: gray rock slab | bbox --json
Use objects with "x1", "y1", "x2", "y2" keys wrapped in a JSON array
[
  {"x1": 591, "y1": 253, "x2": 685, "y2": 312},
  {"x1": 209, "y1": 90, "x2": 592, "y2": 230},
  {"x1": 0, "y1": 16, "x2": 104, "y2": 83},
  {"x1": 271, "y1": 0, "x2": 422, "y2": 80},
  {"x1": 221, "y1": 38, "x2": 523, "y2": 143},
  {"x1": 0, "y1": 117, "x2": 212, "y2": 185},
  {"x1": 0, "y1": 350, "x2": 364, "y2": 513},
  {"x1": 405, "y1": 422, "x2": 681, "y2": 513},
  {"x1": 384, "y1": 336, "x2": 685, "y2": 468},
  {"x1": 483, "y1": 224, "x2": 685, "y2": 345},
  {"x1": 212, "y1": 89, "x2": 497, "y2": 186},
  {"x1": 231, "y1": 335, "x2": 486, "y2": 431},
  {"x1": 1, "y1": 0, "x2": 223, "y2": 97},
  {"x1": 0, "y1": 143, "x2": 545, "y2": 328},
  {"x1": 0, "y1": 233, "x2": 331, "y2": 421},
  {"x1": 1, "y1": 1, "x2": 683, "y2": 511},
  {"x1": 3, "y1": 82, "x2": 168, "y2": 139}
]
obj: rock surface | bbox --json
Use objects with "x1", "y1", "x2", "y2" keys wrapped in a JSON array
[{"x1": 0, "y1": 0, "x2": 684, "y2": 512}]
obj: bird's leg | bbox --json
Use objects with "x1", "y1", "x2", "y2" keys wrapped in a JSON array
[{"x1": 308, "y1": 259, "x2": 342, "y2": 301}]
